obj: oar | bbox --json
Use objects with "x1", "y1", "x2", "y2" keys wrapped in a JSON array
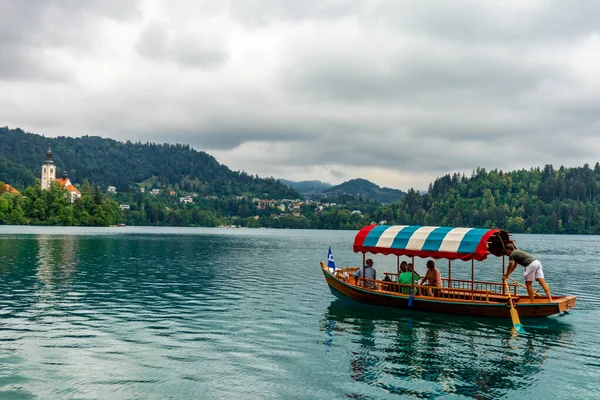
[
  {"x1": 507, "y1": 277, "x2": 540, "y2": 296},
  {"x1": 504, "y1": 279, "x2": 526, "y2": 333},
  {"x1": 408, "y1": 272, "x2": 415, "y2": 307}
]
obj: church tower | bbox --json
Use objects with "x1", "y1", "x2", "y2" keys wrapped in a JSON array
[{"x1": 41, "y1": 144, "x2": 56, "y2": 190}]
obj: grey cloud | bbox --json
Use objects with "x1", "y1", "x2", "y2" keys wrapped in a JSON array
[
  {"x1": 151, "y1": 128, "x2": 309, "y2": 151},
  {"x1": 282, "y1": 41, "x2": 559, "y2": 106},
  {"x1": 368, "y1": 1, "x2": 600, "y2": 42},
  {"x1": 227, "y1": 0, "x2": 362, "y2": 27},
  {"x1": 227, "y1": 1, "x2": 600, "y2": 40},
  {"x1": 0, "y1": 0, "x2": 142, "y2": 81},
  {"x1": 212, "y1": 118, "x2": 597, "y2": 184},
  {"x1": 0, "y1": 0, "x2": 141, "y2": 47},
  {"x1": 135, "y1": 23, "x2": 169, "y2": 60},
  {"x1": 172, "y1": 38, "x2": 228, "y2": 69},
  {"x1": 0, "y1": 45, "x2": 69, "y2": 81},
  {"x1": 329, "y1": 168, "x2": 345, "y2": 180},
  {"x1": 136, "y1": 22, "x2": 228, "y2": 69},
  {"x1": 127, "y1": 113, "x2": 320, "y2": 151}
]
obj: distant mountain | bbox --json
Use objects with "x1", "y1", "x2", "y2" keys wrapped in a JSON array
[
  {"x1": 0, "y1": 127, "x2": 299, "y2": 199},
  {"x1": 324, "y1": 178, "x2": 405, "y2": 204},
  {"x1": 278, "y1": 179, "x2": 332, "y2": 195}
]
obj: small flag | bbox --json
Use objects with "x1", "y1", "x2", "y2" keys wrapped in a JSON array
[{"x1": 327, "y1": 247, "x2": 336, "y2": 271}]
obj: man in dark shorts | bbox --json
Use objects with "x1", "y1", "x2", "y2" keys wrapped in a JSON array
[{"x1": 503, "y1": 243, "x2": 553, "y2": 302}]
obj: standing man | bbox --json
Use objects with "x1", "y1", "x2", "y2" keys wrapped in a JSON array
[
  {"x1": 503, "y1": 243, "x2": 553, "y2": 302},
  {"x1": 354, "y1": 259, "x2": 376, "y2": 289}
]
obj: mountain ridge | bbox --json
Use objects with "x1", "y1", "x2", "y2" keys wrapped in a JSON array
[
  {"x1": 0, "y1": 127, "x2": 298, "y2": 199},
  {"x1": 278, "y1": 179, "x2": 332, "y2": 195},
  {"x1": 324, "y1": 178, "x2": 406, "y2": 204}
]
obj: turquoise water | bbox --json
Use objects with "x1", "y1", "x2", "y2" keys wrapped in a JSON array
[{"x1": 0, "y1": 226, "x2": 599, "y2": 399}]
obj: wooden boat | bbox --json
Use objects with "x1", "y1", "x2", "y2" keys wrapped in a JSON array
[{"x1": 321, "y1": 225, "x2": 576, "y2": 318}]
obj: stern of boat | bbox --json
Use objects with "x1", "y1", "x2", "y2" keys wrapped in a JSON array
[{"x1": 557, "y1": 296, "x2": 577, "y2": 313}]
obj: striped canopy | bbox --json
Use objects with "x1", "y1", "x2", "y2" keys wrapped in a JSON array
[{"x1": 353, "y1": 225, "x2": 507, "y2": 261}]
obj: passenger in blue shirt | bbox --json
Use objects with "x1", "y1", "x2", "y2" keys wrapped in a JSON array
[{"x1": 354, "y1": 259, "x2": 376, "y2": 288}]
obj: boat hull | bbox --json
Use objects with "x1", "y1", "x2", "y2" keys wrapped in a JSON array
[{"x1": 322, "y1": 267, "x2": 575, "y2": 318}]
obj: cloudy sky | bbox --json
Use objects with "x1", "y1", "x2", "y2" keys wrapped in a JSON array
[{"x1": 2, "y1": 0, "x2": 599, "y2": 190}]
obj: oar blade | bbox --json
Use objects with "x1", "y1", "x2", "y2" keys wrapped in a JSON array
[
  {"x1": 504, "y1": 279, "x2": 526, "y2": 334},
  {"x1": 509, "y1": 307, "x2": 526, "y2": 333}
]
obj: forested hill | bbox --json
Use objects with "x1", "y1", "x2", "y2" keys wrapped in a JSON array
[
  {"x1": 389, "y1": 165, "x2": 600, "y2": 234},
  {"x1": 278, "y1": 179, "x2": 332, "y2": 195},
  {"x1": 325, "y1": 178, "x2": 406, "y2": 204},
  {"x1": 0, "y1": 127, "x2": 298, "y2": 198}
]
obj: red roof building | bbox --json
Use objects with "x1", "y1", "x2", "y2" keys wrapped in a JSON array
[
  {"x1": 54, "y1": 175, "x2": 81, "y2": 202},
  {"x1": 0, "y1": 183, "x2": 20, "y2": 194}
]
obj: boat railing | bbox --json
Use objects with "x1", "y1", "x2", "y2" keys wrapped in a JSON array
[
  {"x1": 442, "y1": 278, "x2": 517, "y2": 296},
  {"x1": 355, "y1": 277, "x2": 516, "y2": 303},
  {"x1": 358, "y1": 278, "x2": 493, "y2": 302},
  {"x1": 380, "y1": 274, "x2": 519, "y2": 295}
]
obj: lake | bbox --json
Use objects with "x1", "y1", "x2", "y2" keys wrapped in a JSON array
[{"x1": 1, "y1": 226, "x2": 599, "y2": 399}]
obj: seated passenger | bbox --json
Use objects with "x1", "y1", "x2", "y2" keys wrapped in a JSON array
[
  {"x1": 398, "y1": 263, "x2": 419, "y2": 294},
  {"x1": 420, "y1": 260, "x2": 442, "y2": 296},
  {"x1": 382, "y1": 274, "x2": 393, "y2": 291},
  {"x1": 354, "y1": 259, "x2": 377, "y2": 289},
  {"x1": 407, "y1": 263, "x2": 421, "y2": 280},
  {"x1": 400, "y1": 261, "x2": 408, "y2": 273}
]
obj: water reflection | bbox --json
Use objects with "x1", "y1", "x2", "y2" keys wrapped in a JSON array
[
  {"x1": 322, "y1": 300, "x2": 573, "y2": 399},
  {"x1": 32, "y1": 236, "x2": 80, "y2": 306}
]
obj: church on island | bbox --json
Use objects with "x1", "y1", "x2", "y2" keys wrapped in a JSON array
[{"x1": 41, "y1": 145, "x2": 81, "y2": 202}]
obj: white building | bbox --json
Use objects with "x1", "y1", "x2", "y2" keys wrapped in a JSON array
[
  {"x1": 40, "y1": 145, "x2": 56, "y2": 191},
  {"x1": 107, "y1": 186, "x2": 117, "y2": 193},
  {"x1": 150, "y1": 189, "x2": 160, "y2": 195},
  {"x1": 120, "y1": 204, "x2": 130, "y2": 210},
  {"x1": 180, "y1": 196, "x2": 193, "y2": 204}
]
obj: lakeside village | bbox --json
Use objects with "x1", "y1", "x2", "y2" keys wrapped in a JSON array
[{"x1": 1, "y1": 147, "x2": 377, "y2": 227}]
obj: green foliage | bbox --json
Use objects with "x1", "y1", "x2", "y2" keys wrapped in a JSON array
[
  {"x1": 0, "y1": 156, "x2": 37, "y2": 188},
  {"x1": 0, "y1": 181, "x2": 122, "y2": 226}
]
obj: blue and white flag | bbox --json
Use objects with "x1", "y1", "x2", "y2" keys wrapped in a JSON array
[{"x1": 327, "y1": 247, "x2": 336, "y2": 271}]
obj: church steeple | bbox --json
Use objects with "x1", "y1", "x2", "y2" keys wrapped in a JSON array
[
  {"x1": 45, "y1": 143, "x2": 54, "y2": 164},
  {"x1": 41, "y1": 143, "x2": 56, "y2": 190}
]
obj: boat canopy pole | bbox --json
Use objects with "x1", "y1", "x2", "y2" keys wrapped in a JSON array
[
  {"x1": 471, "y1": 259, "x2": 475, "y2": 301},
  {"x1": 499, "y1": 233, "x2": 507, "y2": 295},
  {"x1": 397, "y1": 256, "x2": 400, "y2": 275},
  {"x1": 362, "y1": 252, "x2": 366, "y2": 288},
  {"x1": 411, "y1": 256, "x2": 415, "y2": 292},
  {"x1": 448, "y1": 260, "x2": 452, "y2": 288},
  {"x1": 502, "y1": 255, "x2": 506, "y2": 295}
]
